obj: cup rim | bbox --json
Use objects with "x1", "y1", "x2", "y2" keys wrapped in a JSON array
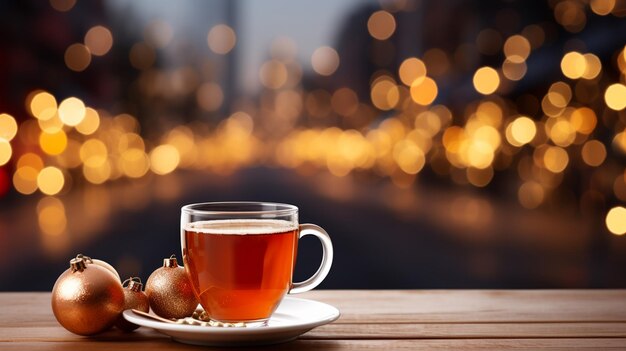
[{"x1": 181, "y1": 201, "x2": 298, "y2": 216}]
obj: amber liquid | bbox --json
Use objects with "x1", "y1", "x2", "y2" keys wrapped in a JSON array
[{"x1": 182, "y1": 219, "x2": 298, "y2": 322}]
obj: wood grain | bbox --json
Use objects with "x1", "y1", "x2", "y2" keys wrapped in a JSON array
[
  {"x1": 2, "y1": 291, "x2": 626, "y2": 350},
  {"x1": 0, "y1": 339, "x2": 625, "y2": 350}
]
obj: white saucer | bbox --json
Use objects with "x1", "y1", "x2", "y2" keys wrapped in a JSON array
[{"x1": 123, "y1": 297, "x2": 340, "y2": 347}]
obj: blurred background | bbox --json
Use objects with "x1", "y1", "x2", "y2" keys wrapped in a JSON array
[{"x1": 1, "y1": 0, "x2": 626, "y2": 291}]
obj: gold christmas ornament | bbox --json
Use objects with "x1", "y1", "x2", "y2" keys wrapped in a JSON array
[
  {"x1": 146, "y1": 255, "x2": 198, "y2": 319},
  {"x1": 76, "y1": 254, "x2": 121, "y2": 281},
  {"x1": 116, "y1": 277, "x2": 150, "y2": 332},
  {"x1": 51, "y1": 257, "x2": 124, "y2": 336}
]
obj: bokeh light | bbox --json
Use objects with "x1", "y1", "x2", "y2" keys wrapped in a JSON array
[
  {"x1": 37, "y1": 166, "x2": 65, "y2": 195},
  {"x1": 473, "y1": 67, "x2": 500, "y2": 95},
  {"x1": 604, "y1": 83, "x2": 626, "y2": 110},
  {"x1": 150, "y1": 144, "x2": 180, "y2": 175},
  {"x1": 606, "y1": 206, "x2": 626, "y2": 235},
  {"x1": 28, "y1": 91, "x2": 57, "y2": 120},
  {"x1": 367, "y1": 10, "x2": 396, "y2": 40},
  {"x1": 311, "y1": 46, "x2": 340, "y2": 76},
  {"x1": 0, "y1": 113, "x2": 18, "y2": 141},
  {"x1": 410, "y1": 76, "x2": 437, "y2": 105},
  {"x1": 84, "y1": 26, "x2": 113, "y2": 56},
  {"x1": 57, "y1": 97, "x2": 86, "y2": 126},
  {"x1": 561, "y1": 51, "x2": 586, "y2": 79},
  {"x1": 0, "y1": 139, "x2": 12, "y2": 166},
  {"x1": 207, "y1": 24, "x2": 236, "y2": 54},
  {"x1": 398, "y1": 57, "x2": 427, "y2": 86},
  {"x1": 64, "y1": 43, "x2": 92, "y2": 72}
]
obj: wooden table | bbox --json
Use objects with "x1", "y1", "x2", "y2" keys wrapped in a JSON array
[{"x1": 2, "y1": 290, "x2": 626, "y2": 350}]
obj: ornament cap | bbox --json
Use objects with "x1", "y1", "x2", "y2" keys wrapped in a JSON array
[
  {"x1": 70, "y1": 258, "x2": 87, "y2": 272},
  {"x1": 123, "y1": 277, "x2": 144, "y2": 292},
  {"x1": 76, "y1": 254, "x2": 93, "y2": 264},
  {"x1": 163, "y1": 254, "x2": 179, "y2": 268}
]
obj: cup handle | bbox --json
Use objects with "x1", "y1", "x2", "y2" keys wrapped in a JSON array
[{"x1": 289, "y1": 224, "x2": 334, "y2": 294}]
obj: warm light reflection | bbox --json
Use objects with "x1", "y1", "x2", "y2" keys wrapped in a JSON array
[
  {"x1": 37, "y1": 197, "x2": 67, "y2": 236},
  {"x1": 150, "y1": 144, "x2": 180, "y2": 175}
]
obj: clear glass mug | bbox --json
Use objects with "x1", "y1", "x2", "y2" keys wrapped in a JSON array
[{"x1": 180, "y1": 202, "x2": 333, "y2": 326}]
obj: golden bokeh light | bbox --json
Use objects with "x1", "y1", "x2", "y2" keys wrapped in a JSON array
[
  {"x1": 332, "y1": 88, "x2": 359, "y2": 116},
  {"x1": 518, "y1": 181, "x2": 545, "y2": 209},
  {"x1": 581, "y1": 140, "x2": 606, "y2": 167},
  {"x1": 561, "y1": 51, "x2": 586, "y2": 79},
  {"x1": 197, "y1": 82, "x2": 224, "y2": 112},
  {"x1": 0, "y1": 139, "x2": 11, "y2": 166},
  {"x1": 547, "y1": 82, "x2": 572, "y2": 108},
  {"x1": 80, "y1": 139, "x2": 108, "y2": 167},
  {"x1": 120, "y1": 149, "x2": 150, "y2": 178},
  {"x1": 83, "y1": 161, "x2": 111, "y2": 184},
  {"x1": 311, "y1": 46, "x2": 340, "y2": 76},
  {"x1": 367, "y1": 11, "x2": 396, "y2": 40},
  {"x1": 259, "y1": 60, "x2": 288, "y2": 89},
  {"x1": 507, "y1": 116, "x2": 536, "y2": 146},
  {"x1": 502, "y1": 59, "x2": 527, "y2": 81},
  {"x1": 590, "y1": 0, "x2": 616, "y2": 15},
  {"x1": 39, "y1": 130, "x2": 68, "y2": 155},
  {"x1": 207, "y1": 24, "x2": 236, "y2": 54},
  {"x1": 84, "y1": 26, "x2": 113, "y2": 56},
  {"x1": 604, "y1": 83, "x2": 626, "y2": 110},
  {"x1": 129, "y1": 42, "x2": 156, "y2": 70},
  {"x1": 50, "y1": 0, "x2": 75, "y2": 12},
  {"x1": 58, "y1": 97, "x2": 86, "y2": 126},
  {"x1": 393, "y1": 140, "x2": 425, "y2": 174},
  {"x1": 569, "y1": 107, "x2": 597, "y2": 134},
  {"x1": 582, "y1": 53, "x2": 602, "y2": 79},
  {"x1": 37, "y1": 197, "x2": 67, "y2": 236},
  {"x1": 37, "y1": 166, "x2": 65, "y2": 195},
  {"x1": 410, "y1": 76, "x2": 438, "y2": 105},
  {"x1": 17, "y1": 153, "x2": 44, "y2": 170},
  {"x1": 473, "y1": 67, "x2": 500, "y2": 95},
  {"x1": 0, "y1": 113, "x2": 18, "y2": 141},
  {"x1": 543, "y1": 146, "x2": 569, "y2": 173},
  {"x1": 398, "y1": 57, "x2": 427, "y2": 86},
  {"x1": 38, "y1": 113, "x2": 64, "y2": 134},
  {"x1": 467, "y1": 166, "x2": 494, "y2": 187},
  {"x1": 29, "y1": 91, "x2": 57, "y2": 120},
  {"x1": 548, "y1": 119, "x2": 576, "y2": 147},
  {"x1": 13, "y1": 166, "x2": 39, "y2": 195},
  {"x1": 75, "y1": 107, "x2": 100, "y2": 135},
  {"x1": 64, "y1": 43, "x2": 92, "y2": 72},
  {"x1": 150, "y1": 144, "x2": 180, "y2": 175},
  {"x1": 606, "y1": 206, "x2": 626, "y2": 235},
  {"x1": 371, "y1": 80, "x2": 399, "y2": 110},
  {"x1": 503, "y1": 35, "x2": 531, "y2": 63}
]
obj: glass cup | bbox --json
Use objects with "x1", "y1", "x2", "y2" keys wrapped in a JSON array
[{"x1": 180, "y1": 202, "x2": 333, "y2": 326}]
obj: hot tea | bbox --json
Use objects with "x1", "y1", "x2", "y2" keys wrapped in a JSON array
[{"x1": 183, "y1": 219, "x2": 298, "y2": 322}]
